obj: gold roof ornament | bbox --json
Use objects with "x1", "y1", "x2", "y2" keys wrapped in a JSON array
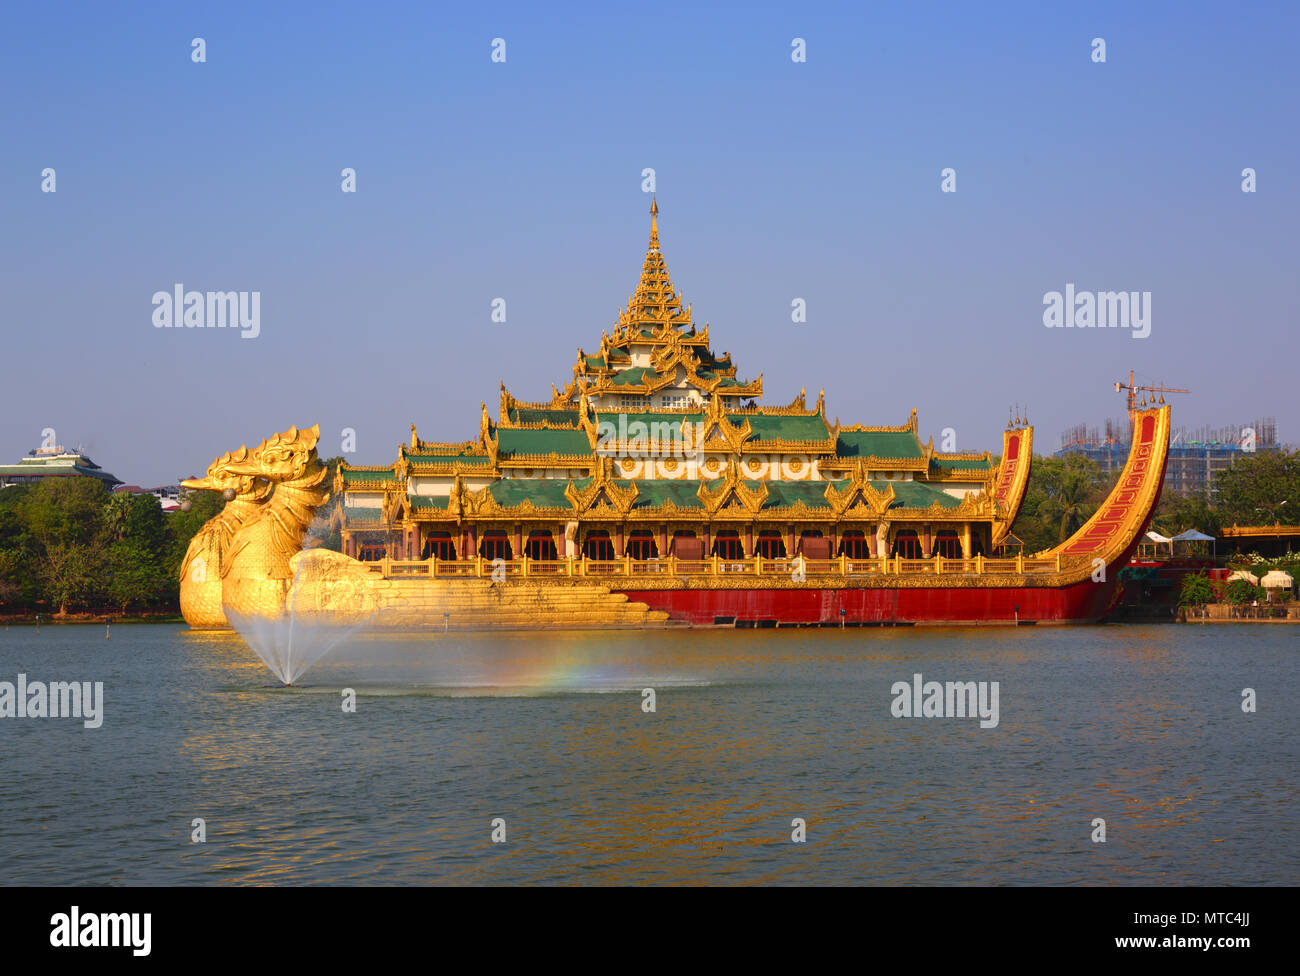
[
  {"x1": 619, "y1": 197, "x2": 692, "y2": 333},
  {"x1": 564, "y1": 456, "x2": 639, "y2": 515},
  {"x1": 824, "y1": 458, "x2": 895, "y2": 518},
  {"x1": 697, "y1": 456, "x2": 769, "y2": 516}
]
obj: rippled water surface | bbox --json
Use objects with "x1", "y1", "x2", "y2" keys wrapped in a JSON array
[{"x1": 0, "y1": 623, "x2": 1295, "y2": 885}]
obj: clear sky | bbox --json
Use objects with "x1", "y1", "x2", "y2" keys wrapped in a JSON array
[{"x1": 2, "y1": 0, "x2": 1296, "y2": 486}]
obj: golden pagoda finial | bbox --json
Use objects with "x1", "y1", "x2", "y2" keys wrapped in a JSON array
[{"x1": 624, "y1": 198, "x2": 690, "y2": 328}]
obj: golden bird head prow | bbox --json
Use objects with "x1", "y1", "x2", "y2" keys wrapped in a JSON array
[
  {"x1": 181, "y1": 444, "x2": 275, "y2": 501},
  {"x1": 217, "y1": 424, "x2": 323, "y2": 484}
]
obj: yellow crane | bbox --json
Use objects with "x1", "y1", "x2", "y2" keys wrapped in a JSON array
[{"x1": 1115, "y1": 370, "x2": 1188, "y2": 437}]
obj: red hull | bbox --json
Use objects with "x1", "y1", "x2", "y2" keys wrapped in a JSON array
[{"x1": 617, "y1": 577, "x2": 1123, "y2": 626}]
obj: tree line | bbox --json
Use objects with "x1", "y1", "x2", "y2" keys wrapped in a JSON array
[{"x1": 0, "y1": 478, "x2": 224, "y2": 615}]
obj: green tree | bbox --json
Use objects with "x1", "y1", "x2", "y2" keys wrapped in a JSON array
[
  {"x1": 103, "y1": 494, "x2": 174, "y2": 610},
  {"x1": 19, "y1": 478, "x2": 111, "y2": 613},
  {"x1": 1223, "y1": 578, "x2": 1262, "y2": 605},
  {"x1": 1012, "y1": 454, "x2": 1116, "y2": 553},
  {"x1": 101, "y1": 491, "x2": 135, "y2": 543},
  {"x1": 1177, "y1": 572, "x2": 1214, "y2": 608},
  {"x1": 36, "y1": 541, "x2": 102, "y2": 614},
  {"x1": 105, "y1": 539, "x2": 170, "y2": 611},
  {"x1": 1154, "y1": 491, "x2": 1222, "y2": 539},
  {"x1": 311, "y1": 455, "x2": 344, "y2": 552},
  {"x1": 0, "y1": 549, "x2": 24, "y2": 607},
  {"x1": 1215, "y1": 449, "x2": 1300, "y2": 526}
]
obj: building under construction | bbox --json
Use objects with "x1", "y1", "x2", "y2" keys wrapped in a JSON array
[{"x1": 1056, "y1": 417, "x2": 1278, "y2": 498}]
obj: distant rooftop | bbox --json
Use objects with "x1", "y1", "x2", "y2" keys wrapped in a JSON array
[{"x1": 0, "y1": 446, "x2": 123, "y2": 488}]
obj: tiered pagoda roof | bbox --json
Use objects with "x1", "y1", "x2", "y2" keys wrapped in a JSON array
[{"x1": 336, "y1": 200, "x2": 1031, "y2": 532}]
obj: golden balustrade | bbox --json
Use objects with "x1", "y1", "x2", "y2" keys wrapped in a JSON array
[{"x1": 372, "y1": 552, "x2": 1066, "y2": 581}]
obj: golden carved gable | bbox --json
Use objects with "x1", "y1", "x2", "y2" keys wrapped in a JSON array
[
  {"x1": 564, "y1": 456, "x2": 639, "y2": 515},
  {"x1": 697, "y1": 457, "x2": 769, "y2": 516}
]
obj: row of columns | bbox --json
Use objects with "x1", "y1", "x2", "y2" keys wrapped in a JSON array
[{"x1": 339, "y1": 522, "x2": 994, "y2": 560}]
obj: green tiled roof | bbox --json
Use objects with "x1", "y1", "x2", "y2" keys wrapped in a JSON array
[
  {"x1": 610, "y1": 366, "x2": 656, "y2": 386},
  {"x1": 696, "y1": 350, "x2": 730, "y2": 369},
  {"x1": 406, "y1": 451, "x2": 492, "y2": 466},
  {"x1": 625, "y1": 479, "x2": 705, "y2": 510},
  {"x1": 931, "y1": 456, "x2": 994, "y2": 473},
  {"x1": 339, "y1": 467, "x2": 397, "y2": 484},
  {"x1": 583, "y1": 356, "x2": 606, "y2": 370},
  {"x1": 744, "y1": 414, "x2": 832, "y2": 443},
  {"x1": 409, "y1": 495, "x2": 451, "y2": 511},
  {"x1": 880, "y1": 481, "x2": 960, "y2": 509},
  {"x1": 488, "y1": 479, "x2": 574, "y2": 507},
  {"x1": 497, "y1": 428, "x2": 593, "y2": 458},
  {"x1": 341, "y1": 474, "x2": 961, "y2": 516},
  {"x1": 507, "y1": 408, "x2": 579, "y2": 426},
  {"x1": 835, "y1": 430, "x2": 924, "y2": 460},
  {"x1": 760, "y1": 481, "x2": 832, "y2": 509}
]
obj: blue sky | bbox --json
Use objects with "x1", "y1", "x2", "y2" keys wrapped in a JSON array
[{"x1": 1, "y1": 0, "x2": 1296, "y2": 486}]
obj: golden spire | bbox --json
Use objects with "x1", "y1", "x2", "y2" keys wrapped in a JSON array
[{"x1": 620, "y1": 197, "x2": 690, "y2": 332}]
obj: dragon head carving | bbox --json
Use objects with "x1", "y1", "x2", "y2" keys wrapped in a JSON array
[
  {"x1": 213, "y1": 424, "x2": 324, "y2": 486},
  {"x1": 181, "y1": 446, "x2": 274, "y2": 503}
]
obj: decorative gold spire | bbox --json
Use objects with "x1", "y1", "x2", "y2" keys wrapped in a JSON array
[{"x1": 619, "y1": 197, "x2": 690, "y2": 333}]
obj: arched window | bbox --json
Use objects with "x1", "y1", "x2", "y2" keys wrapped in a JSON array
[
  {"x1": 422, "y1": 531, "x2": 456, "y2": 560},
  {"x1": 627, "y1": 529, "x2": 658, "y2": 560},
  {"x1": 893, "y1": 530, "x2": 922, "y2": 559},
  {"x1": 712, "y1": 530, "x2": 744, "y2": 560},
  {"x1": 583, "y1": 530, "x2": 614, "y2": 560},
  {"x1": 838, "y1": 530, "x2": 869, "y2": 559},
  {"x1": 525, "y1": 530, "x2": 557, "y2": 561},
  {"x1": 479, "y1": 530, "x2": 512, "y2": 561},
  {"x1": 934, "y1": 530, "x2": 961, "y2": 559},
  {"x1": 755, "y1": 530, "x2": 786, "y2": 559}
]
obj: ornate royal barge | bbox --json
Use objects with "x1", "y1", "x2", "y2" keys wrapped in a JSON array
[{"x1": 180, "y1": 202, "x2": 1170, "y2": 630}]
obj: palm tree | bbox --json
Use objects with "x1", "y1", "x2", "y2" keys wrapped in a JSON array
[{"x1": 1037, "y1": 457, "x2": 1101, "y2": 543}]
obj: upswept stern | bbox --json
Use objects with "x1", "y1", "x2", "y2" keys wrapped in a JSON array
[
  {"x1": 1044, "y1": 405, "x2": 1171, "y2": 585},
  {"x1": 990, "y1": 425, "x2": 1033, "y2": 549}
]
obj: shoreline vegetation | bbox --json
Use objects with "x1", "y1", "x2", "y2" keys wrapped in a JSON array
[
  {"x1": 0, "y1": 459, "x2": 344, "y2": 620},
  {"x1": 0, "y1": 611, "x2": 184, "y2": 625}
]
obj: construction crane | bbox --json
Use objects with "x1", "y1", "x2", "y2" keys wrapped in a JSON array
[{"x1": 1115, "y1": 370, "x2": 1189, "y2": 436}]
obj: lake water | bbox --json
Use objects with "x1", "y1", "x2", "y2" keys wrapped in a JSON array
[{"x1": 0, "y1": 622, "x2": 1295, "y2": 885}]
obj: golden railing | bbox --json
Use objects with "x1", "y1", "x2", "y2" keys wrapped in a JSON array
[{"x1": 364, "y1": 551, "x2": 1063, "y2": 580}]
